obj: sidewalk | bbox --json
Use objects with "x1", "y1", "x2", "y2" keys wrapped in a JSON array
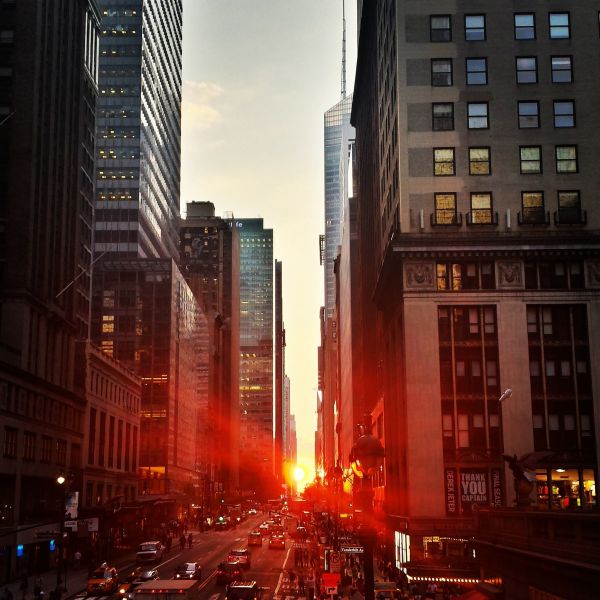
[{"x1": 1, "y1": 527, "x2": 211, "y2": 600}]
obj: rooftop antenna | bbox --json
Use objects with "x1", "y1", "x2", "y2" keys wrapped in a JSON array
[{"x1": 341, "y1": 0, "x2": 347, "y2": 98}]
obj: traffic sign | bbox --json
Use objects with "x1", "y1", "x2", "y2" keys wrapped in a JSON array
[{"x1": 340, "y1": 545, "x2": 364, "y2": 554}]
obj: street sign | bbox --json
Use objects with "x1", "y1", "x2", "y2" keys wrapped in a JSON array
[
  {"x1": 340, "y1": 545, "x2": 364, "y2": 554},
  {"x1": 325, "y1": 587, "x2": 337, "y2": 595}
]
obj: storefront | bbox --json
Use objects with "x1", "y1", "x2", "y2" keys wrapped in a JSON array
[{"x1": 534, "y1": 467, "x2": 596, "y2": 510}]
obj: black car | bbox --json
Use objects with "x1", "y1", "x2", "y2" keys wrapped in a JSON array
[
  {"x1": 216, "y1": 561, "x2": 243, "y2": 586},
  {"x1": 174, "y1": 562, "x2": 202, "y2": 580}
]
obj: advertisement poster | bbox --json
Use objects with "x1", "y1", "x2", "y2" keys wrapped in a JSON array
[
  {"x1": 460, "y1": 470, "x2": 488, "y2": 512},
  {"x1": 444, "y1": 468, "x2": 457, "y2": 515}
]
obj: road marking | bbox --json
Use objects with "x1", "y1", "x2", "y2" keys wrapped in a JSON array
[
  {"x1": 235, "y1": 537, "x2": 242, "y2": 541},
  {"x1": 273, "y1": 546, "x2": 293, "y2": 597},
  {"x1": 207, "y1": 594, "x2": 221, "y2": 600},
  {"x1": 156, "y1": 552, "x2": 183, "y2": 568},
  {"x1": 197, "y1": 570, "x2": 217, "y2": 591}
]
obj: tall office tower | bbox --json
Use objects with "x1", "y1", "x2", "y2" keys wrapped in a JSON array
[
  {"x1": 91, "y1": 259, "x2": 207, "y2": 509},
  {"x1": 274, "y1": 260, "x2": 285, "y2": 481},
  {"x1": 0, "y1": 0, "x2": 100, "y2": 581},
  {"x1": 283, "y1": 375, "x2": 291, "y2": 461},
  {"x1": 227, "y1": 219, "x2": 274, "y2": 493},
  {"x1": 94, "y1": 0, "x2": 182, "y2": 259},
  {"x1": 180, "y1": 201, "x2": 240, "y2": 496},
  {"x1": 351, "y1": 1, "x2": 600, "y2": 585}
]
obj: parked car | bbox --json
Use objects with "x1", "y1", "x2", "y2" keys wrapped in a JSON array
[
  {"x1": 87, "y1": 563, "x2": 119, "y2": 595},
  {"x1": 247, "y1": 530, "x2": 262, "y2": 547},
  {"x1": 174, "y1": 562, "x2": 202, "y2": 580},
  {"x1": 136, "y1": 541, "x2": 164, "y2": 564},
  {"x1": 225, "y1": 581, "x2": 262, "y2": 600},
  {"x1": 119, "y1": 568, "x2": 159, "y2": 600},
  {"x1": 228, "y1": 548, "x2": 251, "y2": 569},
  {"x1": 268, "y1": 534, "x2": 285, "y2": 549},
  {"x1": 216, "y1": 561, "x2": 243, "y2": 586}
]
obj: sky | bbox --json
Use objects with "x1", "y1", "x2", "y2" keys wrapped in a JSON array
[{"x1": 181, "y1": 0, "x2": 358, "y2": 483}]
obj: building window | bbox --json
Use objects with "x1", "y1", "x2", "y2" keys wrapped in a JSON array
[
  {"x1": 466, "y1": 58, "x2": 487, "y2": 85},
  {"x1": 88, "y1": 407, "x2": 96, "y2": 464},
  {"x1": 432, "y1": 103, "x2": 454, "y2": 131},
  {"x1": 56, "y1": 439, "x2": 67, "y2": 466},
  {"x1": 551, "y1": 56, "x2": 572, "y2": 83},
  {"x1": 549, "y1": 13, "x2": 570, "y2": 39},
  {"x1": 431, "y1": 59, "x2": 452, "y2": 86},
  {"x1": 41, "y1": 436, "x2": 52, "y2": 463},
  {"x1": 465, "y1": 15, "x2": 486, "y2": 41},
  {"x1": 469, "y1": 147, "x2": 490, "y2": 175},
  {"x1": 434, "y1": 148, "x2": 455, "y2": 176},
  {"x1": 3, "y1": 427, "x2": 17, "y2": 458},
  {"x1": 467, "y1": 103, "x2": 488, "y2": 129},
  {"x1": 108, "y1": 416, "x2": 115, "y2": 468},
  {"x1": 520, "y1": 146, "x2": 542, "y2": 174},
  {"x1": 516, "y1": 57, "x2": 537, "y2": 84},
  {"x1": 430, "y1": 15, "x2": 451, "y2": 42},
  {"x1": 555, "y1": 145, "x2": 577, "y2": 173},
  {"x1": 98, "y1": 412, "x2": 106, "y2": 467},
  {"x1": 458, "y1": 415, "x2": 469, "y2": 447},
  {"x1": 470, "y1": 192, "x2": 493, "y2": 224},
  {"x1": 553, "y1": 100, "x2": 575, "y2": 128},
  {"x1": 515, "y1": 13, "x2": 535, "y2": 39},
  {"x1": 117, "y1": 420, "x2": 123, "y2": 469},
  {"x1": 518, "y1": 101, "x2": 539, "y2": 128},
  {"x1": 521, "y1": 192, "x2": 546, "y2": 224},
  {"x1": 434, "y1": 193, "x2": 457, "y2": 225},
  {"x1": 23, "y1": 432, "x2": 35, "y2": 462},
  {"x1": 557, "y1": 191, "x2": 582, "y2": 223}
]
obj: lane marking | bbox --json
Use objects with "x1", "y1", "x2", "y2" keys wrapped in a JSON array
[
  {"x1": 156, "y1": 552, "x2": 183, "y2": 569},
  {"x1": 273, "y1": 546, "x2": 293, "y2": 597},
  {"x1": 197, "y1": 570, "x2": 217, "y2": 591},
  {"x1": 207, "y1": 594, "x2": 221, "y2": 600}
]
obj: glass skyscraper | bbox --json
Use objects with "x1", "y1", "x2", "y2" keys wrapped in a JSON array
[
  {"x1": 324, "y1": 94, "x2": 353, "y2": 318},
  {"x1": 228, "y1": 219, "x2": 274, "y2": 487},
  {"x1": 95, "y1": 0, "x2": 182, "y2": 259}
]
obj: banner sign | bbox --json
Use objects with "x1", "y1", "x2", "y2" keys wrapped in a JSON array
[
  {"x1": 460, "y1": 470, "x2": 488, "y2": 512},
  {"x1": 64, "y1": 517, "x2": 98, "y2": 532},
  {"x1": 491, "y1": 468, "x2": 503, "y2": 508},
  {"x1": 65, "y1": 492, "x2": 79, "y2": 519},
  {"x1": 444, "y1": 468, "x2": 457, "y2": 515}
]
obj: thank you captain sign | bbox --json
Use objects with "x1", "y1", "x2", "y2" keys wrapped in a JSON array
[{"x1": 460, "y1": 470, "x2": 488, "y2": 512}]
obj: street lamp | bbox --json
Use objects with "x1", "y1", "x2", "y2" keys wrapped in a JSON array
[
  {"x1": 56, "y1": 475, "x2": 69, "y2": 592},
  {"x1": 350, "y1": 421, "x2": 385, "y2": 600}
]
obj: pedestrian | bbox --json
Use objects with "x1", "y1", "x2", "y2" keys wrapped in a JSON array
[
  {"x1": 303, "y1": 549, "x2": 309, "y2": 568},
  {"x1": 298, "y1": 574, "x2": 305, "y2": 596},
  {"x1": 288, "y1": 570, "x2": 297, "y2": 592},
  {"x1": 166, "y1": 536, "x2": 172, "y2": 553},
  {"x1": 179, "y1": 535, "x2": 186, "y2": 550},
  {"x1": 187, "y1": 533, "x2": 193, "y2": 549},
  {"x1": 74, "y1": 550, "x2": 82, "y2": 570}
]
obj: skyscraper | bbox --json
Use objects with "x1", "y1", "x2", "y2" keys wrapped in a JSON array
[
  {"x1": 274, "y1": 260, "x2": 285, "y2": 481},
  {"x1": 228, "y1": 219, "x2": 274, "y2": 492},
  {"x1": 0, "y1": 0, "x2": 100, "y2": 580},
  {"x1": 351, "y1": 0, "x2": 600, "y2": 585},
  {"x1": 94, "y1": 0, "x2": 182, "y2": 259}
]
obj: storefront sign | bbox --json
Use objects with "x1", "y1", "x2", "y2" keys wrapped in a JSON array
[
  {"x1": 444, "y1": 468, "x2": 457, "y2": 515},
  {"x1": 340, "y1": 545, "x2": 364, "y2": 554},
  {"x1": 460, "y1": 470, "x2": 488, "y2": 512},
  {"x1": 64, "y1": 517, "x2": 98, "y2": 532},
  {"x1": 491, "y1": 468, "x2": 502, "y2": 508}
]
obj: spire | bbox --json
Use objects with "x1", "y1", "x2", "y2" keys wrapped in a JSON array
[{"x1": 341, "y1": 0, "x2": 347, "y2": 98}]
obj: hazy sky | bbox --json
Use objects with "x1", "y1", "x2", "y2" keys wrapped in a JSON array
[{"x1": 181, "y1": 1, "x2": 358, "y2": 480}]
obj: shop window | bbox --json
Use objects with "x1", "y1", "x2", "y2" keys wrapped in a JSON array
[
  {"x1": 551, "y1": 56, "x2": 572, "y2": 83},
  {"x1": 553, "y1": 101, "x2": 575, "y2": 128},
  {"x1": 431, "y1": 59, "x2": 453, "y2": 86}
]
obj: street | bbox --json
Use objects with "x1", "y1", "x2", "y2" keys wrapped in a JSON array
[{"x1": 72, "y1": 517, "x2": 296, "y2": 600}]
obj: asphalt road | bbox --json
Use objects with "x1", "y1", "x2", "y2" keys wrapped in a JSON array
[{"x1": 80, "y1": 517, "x2": 294, "y2": 600}]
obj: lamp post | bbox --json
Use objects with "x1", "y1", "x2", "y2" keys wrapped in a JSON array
[
  {"x1": 56, "y1": 475, "x2": 69, "y2": 592},
  {"x1": 350, "y1": 422, "x2": 385, "y2": 600}
]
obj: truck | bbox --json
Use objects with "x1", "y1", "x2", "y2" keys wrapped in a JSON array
[
  {"x1": 134, "y1": 579, "x2": 201, "y2": 600},
  {"x1": 284, "y1": 516, "x2": 298, "y2": 534}
]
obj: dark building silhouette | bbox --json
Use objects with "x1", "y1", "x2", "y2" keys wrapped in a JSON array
[
  {"x1": 0, "y1": 0, "x2": 101, "y2": 581},
  {"x1": 274, "y1": 260, "x2": 285, "y2": 482},
  {"x1": 180, "y1": 201, "x2": 240, "y2": 500}
]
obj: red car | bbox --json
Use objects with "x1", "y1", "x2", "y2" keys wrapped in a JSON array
[{"x1": 216, "y1": 561, "x2": 243, "y2": 586}]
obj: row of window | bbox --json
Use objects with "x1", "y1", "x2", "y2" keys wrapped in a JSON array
[
  {"x1": 3, "y1": 427, "x2": 75, "y2": 465},
  {"x1": 432, "y1": 145, "x2": 578, "y2": 176},
  {"x1": 431, "y1": 13, "x2": 573, "y2": 42},
  {"x1": 432, "y1": 55, "x2": 574, "y2": 87},
  {"x1": 433, "y1": 190, "x2": 584, "y2": 226},
  {"x1": 433, "y1": 101, "x2": 577, "y2": 131}
]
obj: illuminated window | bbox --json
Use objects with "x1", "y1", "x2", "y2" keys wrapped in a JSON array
[
  {"x1": 521, "y1": 192, "x2": 545, "y2": 224},
  {"x1": 465, "y1": 15, "x2": 485, "y2": 41},
  {"x1": 433, "y1": 148, "x2": 455, "y2": 176},
  {"x1": 514, "y1": 13, "x2": 535, "y2": 40},
  {"x1": 430, "y1": 15, "x2": 451, "y2": 42},
  {"x1": 549, "y1": 13, "x2": 570, "y2": 39},
  {"x1": 434, "y1": 193, "x2": 457, "y2": 225},
  {"x1": 470, "y1": 192, "x2": 493, "y2": 224},
  {"x1": 516, "y1": 57, "x2": 537, "y2": 84},
  {"x1": 520, "y1": 146, "x2": 542, "y2": 174},
  {"x1": 551, "y1": 56, "x2": 572, "y2": 83},
  {"x1": 466, "y1": 58, "x2": 487, "y2": 85},
  {"x1": 468, "y1": 147, "x2": 490, "y2": 175},
  {"x1": 555, "y1": 145, "x2": 577, "y2": 173}
]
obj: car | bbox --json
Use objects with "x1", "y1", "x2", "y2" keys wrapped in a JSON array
[
  {"x1": 228, "y1": 548, "x2": 251, "y2": 569},
  {"x1": 136, "y1": 541, "x2": 163, "y2": 564},
  {"x1": 87, "y1": 563, "x2": 119, "y2": 595},
  {"x1": 174, "y1": 562, "x2": 202, "y2": 580},
  {"x1": 214, "y1": 516, "x2": 230, "y2": 530},
  {"x1": 119, "y1": 568, "x2": 159, "y2": 600},
  {"x1": 216, "y1": 561, "x2": 243, "y2": 586},
  {"x1": 225, "y1": 581, "x2": 262, "y2": 600},
  {"x1": 248, "y1": 508, "x2": 257, "y2": 515},
  {"x1": 247, "y1": 531, "x2": 262, "y2": 547},
  {"x1": 258, "y1": 523, "x2": 269, "y2": 537},
  {"x1": 268, "y1": 534, "x2": 285, "y2": 549}
]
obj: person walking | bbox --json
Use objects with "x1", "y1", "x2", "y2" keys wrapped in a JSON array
[
  {"x1": 179, "y1": 535, "x2": 186, "y2": 551},
  {"x1": 187, "y1": 533, "x2": 193, "y2": 549},
  {"x1": 73, "y1": 550, "x2": 82, "y2": 570}
]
